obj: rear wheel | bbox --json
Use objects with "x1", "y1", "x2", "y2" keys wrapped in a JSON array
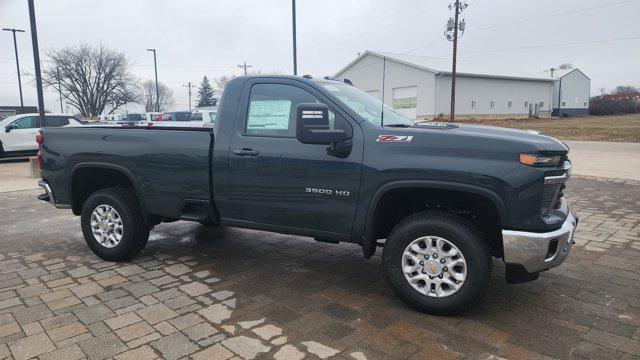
[
  {"x1": 383, "y1": 211, "x2": 491, "y2": 315},
  {"x1": 81, "y1": 188, "x2": 149, "y2": 261}
]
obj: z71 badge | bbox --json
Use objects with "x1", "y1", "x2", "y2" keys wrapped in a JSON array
[{"x1": 376, "y1": 135, "x2": 413, "y2": 143}]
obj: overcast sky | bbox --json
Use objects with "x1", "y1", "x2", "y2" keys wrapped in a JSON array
[{"x1": 1, "y1": 0, "x2": 639, "y2": 113}]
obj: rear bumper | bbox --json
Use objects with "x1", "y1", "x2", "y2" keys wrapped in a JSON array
[
  {"x1": 502, "y1": 210, "x2": 577, "y2": 278},
  {"x1": 38, "y1": 179, "x2": 70, "y2": 209}
]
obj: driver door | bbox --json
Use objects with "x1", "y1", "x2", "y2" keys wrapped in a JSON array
[{"x1": 227, "y1": 80, "x2": 363, "y2": 237}]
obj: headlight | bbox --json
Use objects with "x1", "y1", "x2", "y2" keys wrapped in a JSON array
[{"x1": 519, "y1": 153, "x2": 561, "y2": 167}]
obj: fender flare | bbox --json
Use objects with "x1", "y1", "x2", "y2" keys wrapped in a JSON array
[
  {"x1": 69, "y1": 162, "x2": 151, "y2": 222},
  {"x1": 361, "y1": 180, "x2": 510, "y2": 258}
]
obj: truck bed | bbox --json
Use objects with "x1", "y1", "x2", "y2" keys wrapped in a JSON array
[{"x1": 40, "y1": 126, "x2": 213, "y2": 220}]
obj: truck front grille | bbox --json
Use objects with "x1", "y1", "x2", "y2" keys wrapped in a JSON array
[{"x1": 541, "y1": 160, "x2": 571, "y2": 215}]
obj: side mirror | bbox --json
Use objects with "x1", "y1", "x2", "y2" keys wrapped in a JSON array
[
  {"x1": 296, "y1": 103, "x2": 345, "y2": 145},
  {"x1": 5, "y1": 125, "x2": 15, "y2": 133}
]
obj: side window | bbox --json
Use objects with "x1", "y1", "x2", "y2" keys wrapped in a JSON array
[
  {"x1": 43, "y1": 116, "x2": 70, "y2": 127},
  {"x1": 246, "y1": 83, "x2": 350, "y2": 138},
  {"x1": 192, "y1": 112, "x2": 203, "y2": 121},
  {"x1": 11, "y1": 116, "x2": 37, "y2": 129},
  {"x1": 208, "y1": 112, "x2": 217, "y2": 123}
]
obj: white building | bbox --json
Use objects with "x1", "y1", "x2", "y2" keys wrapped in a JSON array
[
  {"x1": 546, "y1": 68, "x2": 590, "y2": 117},
  {"x1": 334, "y1": 51, "x2": 556, "y2": 121}
]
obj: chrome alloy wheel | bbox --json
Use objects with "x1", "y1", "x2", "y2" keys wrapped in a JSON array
[
  {"x1": 90, "y1": 205, "x2": 124, "y2": 248},
  {"x1": 402, "y1": 236, "x2": 467, "y2": 297}
]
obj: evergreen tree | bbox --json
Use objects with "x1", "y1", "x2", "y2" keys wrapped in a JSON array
[{"x1": 196, "y1": 76, "x2": 216, "y2": 107}]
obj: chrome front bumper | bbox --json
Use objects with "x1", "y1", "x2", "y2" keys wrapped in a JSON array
[{"x1": 502, "y1": 211, "x2": 577, "y2": 274}]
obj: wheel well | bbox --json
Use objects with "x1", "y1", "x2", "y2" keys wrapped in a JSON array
[
  {"x1": 71, "y1": 167, "x2": 135, "y2": 215},
  {"x1": 370, "y1": 188, "x2": 504, "y2": 258}
]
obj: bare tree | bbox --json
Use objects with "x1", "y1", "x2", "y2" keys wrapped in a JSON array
[
  {"x1": 141, "y1": 80, "x2": 175, "y2": 112},
  {"x1": 212, "y1": 75, "x2": 236, "y2": 97},
  {"x1": 43, "y1": 43, "x2": 139, "y2": 116},
  {"x1": 612, "y1": 85, "x2": 640, "y2": 94},
  {"x1": 212, "y1": 71, "x2": 281, "y2": 97},
  {"x1": 558, "y1": 63, "x2": 574, "y2": 70}
]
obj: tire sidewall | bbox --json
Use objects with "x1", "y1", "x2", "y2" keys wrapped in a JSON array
[
  {"x1": 81, "y1": 190, "x2": 137, "y2": 261},
  {"x1": 383, "y1": 213, "x2": 490, "y2": 314}
]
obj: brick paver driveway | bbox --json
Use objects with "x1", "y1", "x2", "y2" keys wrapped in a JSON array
[{"x1": 0, "y1": 176, "x2": 639, "y2": 359}]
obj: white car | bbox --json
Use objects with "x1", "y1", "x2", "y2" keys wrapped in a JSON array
[
  {"x1": 191, "y1": 108, "x2": 218, "y2": 128},
  {"x1": 0, "y1": 113, "x2": 85, "y2": 158}
]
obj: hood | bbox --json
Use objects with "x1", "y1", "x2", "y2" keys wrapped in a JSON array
[{"x1": 395, "y1": 122, "x2": 569, "y2": 153}]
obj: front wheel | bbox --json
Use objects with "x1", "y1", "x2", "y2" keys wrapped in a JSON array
[
  {"x1": 81, "y1": 188, "x2": 149, "y2": 261},
  {"x1": 382, "y1": 211, "x2": 491, "y2": 315}
]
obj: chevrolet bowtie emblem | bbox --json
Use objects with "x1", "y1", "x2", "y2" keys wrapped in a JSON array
[{"x1": 429, "y1": 262, "x2": 436, "y2": 274}]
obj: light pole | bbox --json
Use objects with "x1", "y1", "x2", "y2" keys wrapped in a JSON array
[
  {"x1": 27, "y1": 0, "x2": 45, "y2": 124},
  {"x1": 2, "y1": 28, "x2": 26, "y2": 110},
  {"x1": 182, "y1": 82, "x2": 194, "y2": 112},
  {"x1": 291, "y1": 0, "x2": 297, "y2": 75},
  {"x1": 147, "y1": 48, "x2": 160, "y2": 112}
]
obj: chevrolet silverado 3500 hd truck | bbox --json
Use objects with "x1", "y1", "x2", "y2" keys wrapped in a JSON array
[{"x1": 37, "y1": 76, "x2": 577, "y2": 314}]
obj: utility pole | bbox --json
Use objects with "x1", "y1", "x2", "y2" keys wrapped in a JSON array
[
  {"x1": 2, "y1": 28, "x2": 26, "y2": 110},
  {"x1": 182, "y1": 82, "x2": 194, "y2": 112},
  {"x1": 27, "y1": 0, "x2": 45, "y2": 124},
  {"x1": 237, "y1": 61, "x2": 252, "y2": 76},
  {"x1": 292, "y1": 0, "x2": 297, "y2": 75},
  {"x1": 56, "y1": 66, "x2": 64, "y2": 113},
  {"x1": 147, "y1": 49, "x2": 160, "y2": 111},
  {"x1": 444, "y1": 0, "x2": 468, "y2": 123}
]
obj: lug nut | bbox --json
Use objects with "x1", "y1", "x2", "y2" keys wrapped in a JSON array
[
  {"x1": 424, "y1": 254, "x2": 429, "y2": 259},
  {"x1": 422, "y1": 270, "x2": 426, "y2": 274},
  {"x1": 419, "y1": 261, "x2": 424, "y2": 265},
  {"x1": 440, "y1": 258, "x2": 446, "y2": 264},
  {"x1": 438, "y1": 274, "x2": 443, "y2": 279},
  {"x1": 443, "y1": 267, "x2": 448, "y2": 271},
  {"x1": 429, "y1": 275, "x2": 434, "y2": 279},
  {"x1": 432, "y1": 254, "x2": 438, "y2": 258}
]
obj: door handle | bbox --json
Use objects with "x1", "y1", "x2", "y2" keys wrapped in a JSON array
[{"x1": 233, "y1": 148, "x2": 258, "y2": 156}]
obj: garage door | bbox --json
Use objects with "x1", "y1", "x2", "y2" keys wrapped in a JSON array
[{"x1": 392, "y1": 86, "x2": 417, "y2": 120}]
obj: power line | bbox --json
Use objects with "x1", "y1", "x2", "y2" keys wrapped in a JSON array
[
  {"x1": 401, "y1": 0, "x2": 639, "y2": 55},
  {"x1": 323, "y1": 0, "x2": 439, "y2": 47},
  {"x1": 456, "y1": 36, "x2": 640, "y2": 55},
  {"x1": 470, "y1": 0, "x2": 638, "y2": 33}
]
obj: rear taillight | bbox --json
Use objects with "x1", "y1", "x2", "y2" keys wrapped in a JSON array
[
  {"x1": 36, "y1": 133, "x2": 43, "y2": 170},
  {"x1": 147, "y1": 122, "x2": 154, "y2": 126}
]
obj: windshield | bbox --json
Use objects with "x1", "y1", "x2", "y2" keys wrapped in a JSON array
[{"x1": 321, "y1": 83, "x2": 414, "y2": 126}]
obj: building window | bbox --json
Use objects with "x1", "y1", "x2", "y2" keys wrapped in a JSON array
[
  {"x1": 561, "y1": 101, "x2": 566, "y2": 106},
  {"x1": 489, "y1": 100, "x2": 495, "y2": 108},
  {"x1": 524, "y1": 101, "x2": 529, "y2": 108},
  {"x1": 508, "y1": 101, "x2": 512, "y2": 108},
  {"x1": 540, "y1": 102, "x2": 544, "y2": 108},
  {"x1": 584, "y1": 102, "x2": 587, "y2": 106},
  {"x1": 471, "y1": 100, "x2": 477, "y2": 108},
  {"x1": 393, "y1": 97, "x2": 417, "y2": 109}
]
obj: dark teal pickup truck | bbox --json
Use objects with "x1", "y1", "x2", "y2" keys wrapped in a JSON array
[{"x1": 37, "y1": 75, "x2": 577, "y2": 314}]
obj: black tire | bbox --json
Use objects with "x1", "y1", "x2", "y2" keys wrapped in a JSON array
[
  {"x1": 382, "y1": 210, "x2": 491, "y2": 315},
  {"x1": 81, "y1": 188, "x2": 149, "y2": 261}
]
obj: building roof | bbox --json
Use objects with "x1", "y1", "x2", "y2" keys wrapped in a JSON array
[
  {"x1": 540, "y1": 67, "x2": 591, "y2": 80},
  {"x1": 335, "y1": 50, "x2": 554, "y2": 82}
]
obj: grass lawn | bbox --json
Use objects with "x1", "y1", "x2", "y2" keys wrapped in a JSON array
[{"x1": 452, "y1": 114, "x2": 640, "y2": 142}]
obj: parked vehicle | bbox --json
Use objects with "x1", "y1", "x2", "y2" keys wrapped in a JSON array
[
  {"x1": 37, "y1": 76, "x2": 577, "y2": 314},
  {"x1": 191, "y1": 108, "x2": 218, "y2": 127},
  {"x1": 0, "y1": 113, "x2": 85, "y2": 158},
  {"x1": 165, "y1": 111, "x2": 192, "y2": 122}
]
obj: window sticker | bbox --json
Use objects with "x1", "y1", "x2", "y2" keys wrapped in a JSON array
[{"x1": 247, "y1": 100, "x2": 291, "y2": 130}]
